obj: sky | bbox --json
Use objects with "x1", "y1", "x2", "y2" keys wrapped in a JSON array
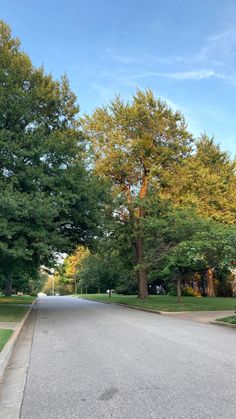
[{"x1": 1, "y1": 0, "x2": 236, "y2": 156}]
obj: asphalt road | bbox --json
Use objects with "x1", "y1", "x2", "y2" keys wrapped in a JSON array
[{"x1": 20, "y1": 296, "x2": 236, "y2": 419}]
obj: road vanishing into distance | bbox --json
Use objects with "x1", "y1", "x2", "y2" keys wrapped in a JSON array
[{"x1": 4, "y1": 297, "x2": 236, "y2": 418}]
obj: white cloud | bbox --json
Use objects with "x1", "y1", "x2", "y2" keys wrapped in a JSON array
[
  {"x1": 90, "y1": 82, "x2": 115, "y2": 102},
  {"x1": 128, "y1": 70, "x2": 225, "y2": 81},
  {"x1": 199, "y1": 25, "x2": 236, "y2": 63},
  {"x1": 163, "y1": 70, "x2": 216, "y2": 80},
  {"x1": 101, "y1": 22, "x2": 236, "y2": 87},
  {"x1": 103, "y1": 48, "x2": 137, "y2": 64}
]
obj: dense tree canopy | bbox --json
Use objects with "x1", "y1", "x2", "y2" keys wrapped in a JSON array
[
  {"x1": 161, "y1": 135, "x2": 236, "y2": 223},
  {"x1": 0, "y1": 21, "x2": 103, "y2": 294},
  {"x1": 1, "y1": 20, "x2": 236, "y2": 299},
  {"x1": 144, "y1": 205, "x2": 236, "y2": 297},
  {"x1": 83, "y1": 90, "x2": 193, "y2": 297}
]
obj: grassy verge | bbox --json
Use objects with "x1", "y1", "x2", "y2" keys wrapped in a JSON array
[
  {"x1": 0, "y1": 305, "x2": 30, "y2": 321},
  {"x1": 0, "y1": 329, "x2": 13, "y2": 351},
  {"x1": 0, "y1": 295, "x2": 35, "y2": 321},
  {"x1": 0, "y1": 295, "x2": 35, "y2": 305},
  {"x1": 216, "y1": 315, "x2": 236, "y2": 324},
  {"x1": 77, "y1": 294, "x2": 236, "y2": 312}
]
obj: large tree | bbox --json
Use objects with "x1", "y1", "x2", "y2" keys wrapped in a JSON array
[
  {"x1": 161, "y1": 135, "x2": 236, "y2": 223},
  {"x1": 0, "y1": 21, "x2": 102, "y2": 294},
  {"x1": 83, "y1": 90, "x2": 193, "y2": 297},
  {"x1": 144, "y1": 206, "x2": 236, "y2": 297}
]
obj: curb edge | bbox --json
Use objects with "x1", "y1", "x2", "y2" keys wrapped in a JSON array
[
  {"x1": 210, "y1": 320, "x2": 236, "y2": 329},
  {"x1": 0, "y1": 298, "x2": 37, "y2": 383}
]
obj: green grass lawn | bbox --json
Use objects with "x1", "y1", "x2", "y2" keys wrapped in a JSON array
[
  {"x1": 216, "y1": 315, "x2": 236, "y2": 324},
  {"x1": 0, "y1": 295, "x2": 35, "y2": 321},
  {"x1": 0, "y1": 295, "x2": 35, "y2": 305},
  {"x1": 77, "y1": 294, "x2": 236, "y2": 312},
  {"x1": 0, "y1": 305, "x2": 30, "y2": 321},
  {"x1": 0, "y1": 329, "x2": 13, "y2": 351}
]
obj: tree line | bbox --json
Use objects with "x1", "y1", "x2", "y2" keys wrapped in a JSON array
[{"x1": 1, "y1": 21, "x2": 236, "y2": 298}]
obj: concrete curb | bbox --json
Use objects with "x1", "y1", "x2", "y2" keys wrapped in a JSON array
[
  {"x1": 0, "y1": 298, "x2": 37, "y2": 383},
  {"x1": 116, "y1": 303, "x2": 163, "y2": 315},
  {"x1": 79, "y1": 297, "x2": 164, "y2": 314},
  {"x1": 211, "y1": 320, "x2": 236, "y2": 329}
]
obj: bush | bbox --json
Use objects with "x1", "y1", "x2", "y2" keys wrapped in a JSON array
[
  {"x1": 115, "y1": 278, "x2": 138, "y2": 295},
  {"x1": 182, "y1": 287, "x2": 201, "y2": 297}
]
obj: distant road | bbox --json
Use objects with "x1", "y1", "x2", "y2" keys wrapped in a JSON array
[{"x1": 21, "y1": 296, "x2": 236, "y2": 418}]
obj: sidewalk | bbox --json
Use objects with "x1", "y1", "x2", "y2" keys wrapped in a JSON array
[
  {"x1": 163, "y1": 310, "x2": 235, "y2": 324},
  {"x1": 0, "y1": 309, "x2": 37, "y2": 418},
  {"x1": 0, "y1": 322, "x2": 18, "y2": 330},
  {"x1": 0, "y1": 300, "x2": 37, "y2": 383}
]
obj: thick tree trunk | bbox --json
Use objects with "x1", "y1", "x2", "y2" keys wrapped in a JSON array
[
  {"x1": 97, "y1": 287, "x2": 100, "y2": 294},
  {"x1": 128, "y1": 170, "x2": 149, "y2": 299},
  {"x1": 177, "y1": 277, "x2": 182, "y2": 303},
  {"x1": 135, "y1": 235, "x2": 149, "y2": 298},
  {"x1": 206, "y1": 267, "x2": 215, "y2": 297},
  {"x1": 5, "y1": 274, "x2": 13, "y2": 296}
]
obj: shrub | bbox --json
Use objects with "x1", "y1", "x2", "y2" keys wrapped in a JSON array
[{"x1": 182, "y1": 287, "x2": 201, "y2": 297}]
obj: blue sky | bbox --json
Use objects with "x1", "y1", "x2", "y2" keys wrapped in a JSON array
[{"x1": 1, "y1": 0, "x2": 236, "y2": 156}]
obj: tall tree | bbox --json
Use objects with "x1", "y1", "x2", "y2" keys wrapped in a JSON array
[
  {"x1": 161, "y1": 135, "x2": 236, "y2": 223},
  {"x1": 0, "y1": 21, "x2": 102, "y2": 294},
  {"x1": 144, "y1": 206, "x2": 236, "y2": 297},
  {"x1": 83, "y1": 90, "x2": 193, "y2": 297},
  {"x1": 63, "y1": 246, "x2": 90, "y2": 293}
]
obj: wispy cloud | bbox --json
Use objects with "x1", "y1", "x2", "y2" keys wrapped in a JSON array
[
  {"x1": 197, "y1": 25, "x2": 236, "y2": 64},
  {"x1": 130, "y1": 70, "x2": 217, "y2": 80},
  {"x1": 102, "y1": 48, "x2": 138, "y2": 64},
  {"x1": 90, "y1": 82, "x2": 116, "y2": 102},
  {"x1": 102, "y1": 23, "x2": 236, "y2": 87},
  {"x1": 103, "y1": 47, "x2": 189, "y2": 66},
  {"x1": 161, "y1": 70, "x2": 216, "y2": 80}
]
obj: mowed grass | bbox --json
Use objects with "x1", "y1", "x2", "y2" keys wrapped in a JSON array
[
  {"x1": 0, "y1": 305, "x2": 29, "y2": 321},
  {"x1": 0, "y1": 295, "x2": 35, "y2": 321},
  {"x1": 0, "y1": 329, "x2": 13, "y2": 351},
  {"x1": 77, "y1": 294, "x2": 236, "y2": 312},
  {"x1": 0, "y1": 295, "x2": 35, "y2": 305}
]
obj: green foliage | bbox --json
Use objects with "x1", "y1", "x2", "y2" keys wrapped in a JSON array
[
  {"x1": 161, "y1": 135, "x2": 236, "y2": 223},
  {"x1": 0, "y1": 21, "x2": 103, "y2": 293},
  {"x1": 1, "y1": 20, "x2": 236, "y2": 299},
  {"x1": 216, "y1": 316, "x2": 236, "y2": 324},
  {"x1": 77, "y1": 250, "x2": 133, "y2": 294},
  {"x1": 144, "y1": 203, "x2": 236, "y2": 293},
  {"x1": 214, "y1": 269, "x2": 233, "y2": 297},
  {"x1": 83, "y1": 90, "x2": 193, "y2": 297},
  {"x1": 83, "y1": 89, "x2": 193, "y2": 193}
]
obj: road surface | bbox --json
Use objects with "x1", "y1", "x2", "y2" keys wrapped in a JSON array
[{"x1": 19, "y1": 296, "x2": 236, "y2": 418}]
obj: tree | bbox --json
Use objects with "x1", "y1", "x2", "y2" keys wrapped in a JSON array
[
  {"x1": 0, "y1": 21, "x2": 103, "y2": 294},
  {"x1": 83, "y1": 90, "x2": 193, "y2": 297},
  {"x1": 161, "y1": 135, "x2": 236, "y2": 223},
  {"x1": 63, "y1": 246, "x2": 90, "y2": 293},
  {"x1": 144, "y1": 205, "x2": 236, "y2": 297},
  {"x1": 77, "y1": 250, "x2": 133, "y2": 294},
  {"x1": 172, "y1": 222, "x2": 236, "y2": 296}
]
